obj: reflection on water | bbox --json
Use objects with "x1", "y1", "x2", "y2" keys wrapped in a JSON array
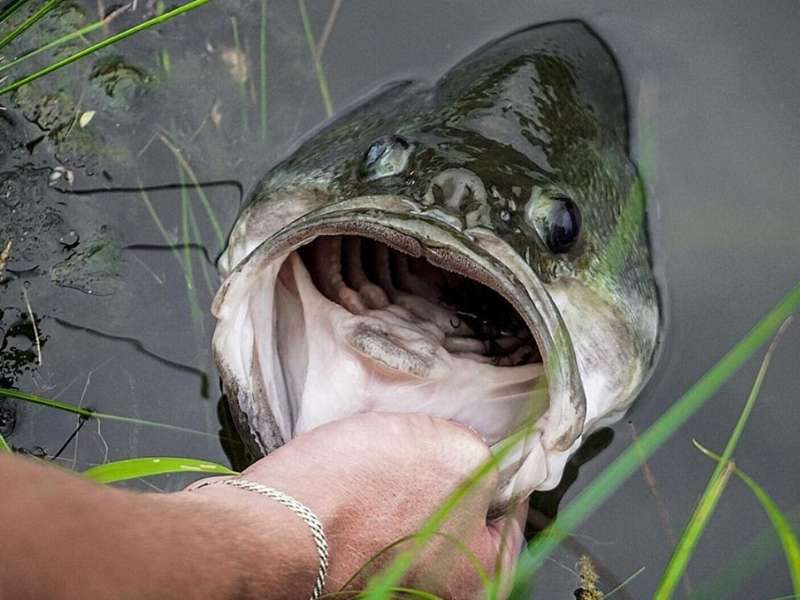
[{"x1": 0, "y1": 2, "x2": 798, "y2": 598}]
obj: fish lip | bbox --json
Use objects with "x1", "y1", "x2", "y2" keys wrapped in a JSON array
[{"x1": 214, "y1": 194, "x2": 587, "y2": 453}]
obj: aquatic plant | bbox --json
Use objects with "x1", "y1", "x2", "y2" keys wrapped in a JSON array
[
  {"x1": 0, "y1": 0, "x2": 211, "y2": 95},
  {"x1": 654, "y1": 319, "x2": 793, "y2": 598},
  {"x1": 83, "y1": 457, "x2": 236, "y2": 484}
]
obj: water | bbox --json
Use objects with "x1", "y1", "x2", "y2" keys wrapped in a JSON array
[{"x1": 1, "y1": 1, "x2": 798, "y2": 597}]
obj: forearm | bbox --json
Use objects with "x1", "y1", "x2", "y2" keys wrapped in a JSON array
[{"x1": 0, "y1": 455, "x2": 317, "y2": 600}]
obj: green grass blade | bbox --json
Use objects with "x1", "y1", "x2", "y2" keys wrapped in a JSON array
[
  {"x1": 0, "y1": 387, "x2": 221, "y2": 439},
  {"x1": 655, "y1": 461, "x2": 735, "y2": 599},
  {"x1": 140, "y1": 172, "x2": 210, "y2": 332},
  {"x1": 0, "y1": 0, "x2": 211, "y2": 95},
  {"x1": 175, "y1": 164, "x2": 206, "y2": 335},
  {"x1": 83, "y1": 457, "x2": 237, "y2": 483},
  {"x1": 259, "y1": 0, "x2": 268, "y2": 142},
  {"x1": 0, "y1": 0, "x2": 63, "y2": 52},
  {"x1": 0, "y1": 0, "x2": 33, "y2": 27},
  {"x1": 159, "y1": 47, "x2": 171, "y2": 74},
  {"x1": 703, "y1": 317, "x2": 792, "y2": 479},
  {"x1": 691, "y1": 504, "x2": 800, "y2": 599},
  {"x1": 0, "y1": 386, "x2": 94, "y2": 418},
  {"x1": 158, "y1": 132, "x2": 225, "y2": 247},
  {"x1": 298, "y1": 0, "x2": 333, "y2": 117},
  {"x1": 654, "y1": 318, "x2": 792, "y2": 599},
  {"x1": 695, "y1": 442, "x2": 800, "y2": 595},
  {"x1": 0, "y1": 14, "x2": 106, "y2": 74},
  {"x1": 179, "y1": 167, "x2": 195, "y2": 292},
  {"x1": 138, "y1": 182, "x2": 192, "y2": 280},
  {"x1": 230, "y1": 15, "x2": 249, "y2": 132},
  {"x1": 0, "y1": 431, "x2": 11, "y2": 452},
  {"x1": 508, "y1": 281, "x2": 800, "y2": 598},
  {"x1": 186, "y1": 190, "x2": 217, "y2": 297}
]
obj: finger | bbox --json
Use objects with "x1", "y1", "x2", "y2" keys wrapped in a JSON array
[
  {"x1": 486, "y1": 501, "x2": 529, "y2": 598},
  {"x1": 432, "y1": 501, "x2": 527, "y2": 600}
]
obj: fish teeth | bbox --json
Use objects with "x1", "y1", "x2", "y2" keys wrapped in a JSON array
[
  {"x1": 374, "y1": 242, "x2": 398, "y2": 299},
  {"x1": 392, "y1": 252, "x2": 440, "y2": 302}
]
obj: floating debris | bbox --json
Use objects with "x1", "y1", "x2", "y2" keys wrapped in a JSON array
[
  {"x1": 78, "y1": 110, "x2": 96, "y2": 128},
  {"x1": 90, "y1": 56, "x2": 152, "y2": 104},
  {"x1": 51, "y1": 233, "x2": 121, "y2": 296},
  {"x1": 210, "y1": 99, "x2": 223, "y2": 128},
  {"x1": 0, "y1": 398, "x2": 16, "y2": 438},
  {"x1": 221, "y1": 47, "x2": 249, "y2": 85},
  {"x1": 0, "y1": 307, "x2": 47, "y2": 389},
  {"x1": 49, "y1": 165, "x2": 74, "y2": 186},
  {"x1": 0, "y1": 240, "x2": 10, "y2": 275},
  {"x1": 58, "y1": 230, "x2": 79, "y2": 249},
  {"x1": 575, "y1": 555, "x2": 604, "y2": 600},
  {"x1": 21, "y1": 286, "x2": 42, "y2": 366}
]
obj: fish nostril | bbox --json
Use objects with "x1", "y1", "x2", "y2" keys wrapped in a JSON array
[{"x1": 424, "y1": 168, "x2": 487, "y2": 212}]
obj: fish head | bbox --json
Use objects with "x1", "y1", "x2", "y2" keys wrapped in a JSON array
[{"x1": 213, "y1": 20, "x2": 660, "y2": 510}]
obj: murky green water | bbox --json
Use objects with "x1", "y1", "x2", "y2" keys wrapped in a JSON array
[{"x1": 1, "y1": 2, "x2": 798, "y2": 598}]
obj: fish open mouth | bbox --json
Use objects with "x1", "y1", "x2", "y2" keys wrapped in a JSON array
[
  {"x1": 213, "y1": 197, "x2": 587, "y2": 505},
  {"x1": 297, "y1": 235, "x2": 542, "y2": 369},
  {"x1": 276, "y1": 233, "x2": 547, "y2": 441}
]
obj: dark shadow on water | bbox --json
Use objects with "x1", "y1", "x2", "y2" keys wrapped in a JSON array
[
  {"x1": 53, "y1": 317, "x2": 210, "y2": 397},
  {"x1": 528, "y1": 427, "x2": 616, "y2": 529},
  {"x1": 525, "y1": 428, "x2": 632, "y2": 599},
  {"x1": 55, "y1": 180, "x2": 245, "y2": 205},
  {"x1": 217, "y1": 395, "x2": 250, "y2": 471},
  {"x1": 123, "y1": 243, "x2": 218, "y2": 267}
]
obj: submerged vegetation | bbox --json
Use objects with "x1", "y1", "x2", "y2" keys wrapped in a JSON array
[
  {"x1": 0, "y1": 0, "x2": 211, "y2": 95},
  {"x1": 0, "y1": 2, "x2": 797, "y2": 598}
]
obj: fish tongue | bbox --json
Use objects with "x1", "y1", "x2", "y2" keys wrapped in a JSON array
[
  {"x1": 279, "y1": 251, "x2": 444, "y2": 433},
  {"x1": 289, "y1": 251, "x2": 450, "y2": 379}
]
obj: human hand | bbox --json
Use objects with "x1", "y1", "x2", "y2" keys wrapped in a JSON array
[{"x1": 189, "y1": 412, "x2": 527, "y2": 599}]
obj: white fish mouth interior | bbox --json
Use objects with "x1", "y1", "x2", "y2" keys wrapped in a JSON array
[{"x1": 256, "y1": 233, "x2": 549, "y2": 446}]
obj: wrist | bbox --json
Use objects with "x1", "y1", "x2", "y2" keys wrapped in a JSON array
[{"x1": 173, "y1": 480, "x2": 322, "y2": 599}]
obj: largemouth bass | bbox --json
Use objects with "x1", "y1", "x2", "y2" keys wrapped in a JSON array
[{"x1": 213, "y1": 20, "x2": 660, "y2": 508}]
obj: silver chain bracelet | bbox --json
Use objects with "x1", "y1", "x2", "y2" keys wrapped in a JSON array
[{"x1": 194, "y1": 478, "x2": 329, "y2": 600}]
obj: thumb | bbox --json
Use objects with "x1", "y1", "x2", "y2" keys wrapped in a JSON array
[{"x1": 487, "y1": 500, "x2": 528, "y2": 598}]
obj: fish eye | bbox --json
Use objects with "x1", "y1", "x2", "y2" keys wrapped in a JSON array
[
  {"x1": 525, "y1": 192, "x2": 582, "y2": 254},
  {"x1": 359, "y1": 135, "x2": 413, "y2": 181}
]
